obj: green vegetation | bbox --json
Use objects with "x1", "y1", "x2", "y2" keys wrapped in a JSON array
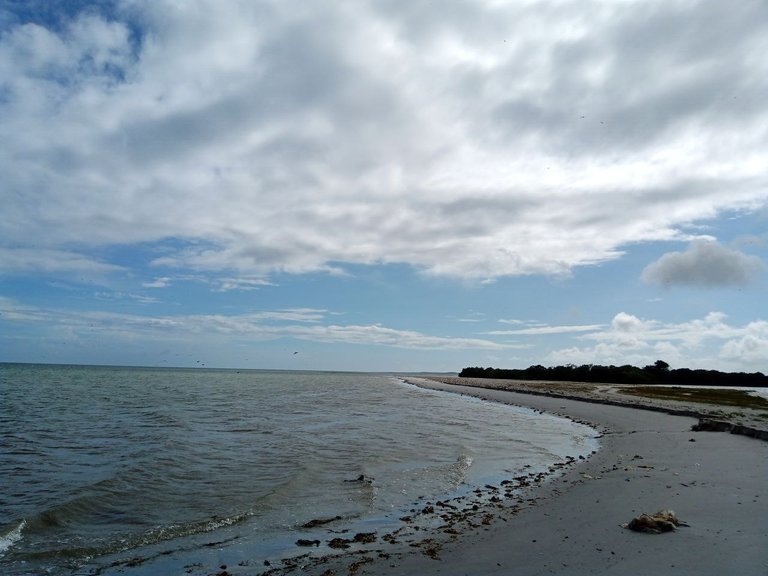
[
  {"x1": 619, "y1": 386, "x2": 768, "y2": 411},
  {"x1": 459, "y1": 361, "x2": 768, "y2": 387}
]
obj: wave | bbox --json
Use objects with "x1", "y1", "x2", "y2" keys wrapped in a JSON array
[
  {"x1": 0, "y1": 520, "x2": 26, "y2": 558},
  {"x1": 14, "y1": 510, "x2": 252, "y2": 565}
]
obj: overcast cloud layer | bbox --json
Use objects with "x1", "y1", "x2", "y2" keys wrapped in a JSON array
[{"x1": 2, "y1": 0, "x2": 767, "y2": 279}]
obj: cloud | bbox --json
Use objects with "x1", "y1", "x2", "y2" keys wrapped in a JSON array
[
  {"x1": 0, "y1": 296, "x2": 50, "y2": 322},
  {"x1": 720, "y1": 321, "x2": 768, "y2": 364},
  {"x1": 0, "y1": 299, "x2": 509, "y2": 350},
  {"x1": 142, "y1": 277, "x2": 172, "y2": 288},
  {"x1": 611, "y1": 312, "x2": 656, "y2": 332},
  {"x1": 487, "y1": 324, "x2": 604, "y2": 336},
  {"x1": 94, "y1": 291, "x2": 159, "y2": 304},
  {"x1": 641, "y1": 241, "x2": 765, "y2": 287},
  {"x1": 546, "y1": 311, "x2": 766, "y2": 371},
  {"x1": 498, "y1": 319, "x2": 530, "y2": 326},
  {"x1": 251, "y1": 308, "x2": 328, "y2": 323},
  {"x1": 212, "y1": 277, "x2": 276, "y2": 292},
  {"x1": 1, "y1": 1, "x2": 768, "y2": 280},
  {"x1": 141, "y1": 274, "x2": 275, "y2": 291},
  {"x1": 590, "y1": 311, "x2": 737, "y2": 345},
  {"x1": 288, "y1": 324, "x2": 512, "y2": 350},
  {"x1": 0, "y1": 248, "x2": 125, "y2": 275}
]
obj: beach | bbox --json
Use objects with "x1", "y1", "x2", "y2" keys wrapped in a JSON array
[
  {"x1": 5, "y1": 367, "x2": 766, "y2": 575},
  {"x1": 279, "y1": 377, "x2": 768, "y2": 576}
]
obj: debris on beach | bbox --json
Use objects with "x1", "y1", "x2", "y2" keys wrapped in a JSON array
[
  {"x1": 328, "y1": 537, "x2": 353, "y2": 549},
  {"x1": 348, "y1": 557, "x2": 375, "y2": 574},
  {"x1": 265, "y1": 454, "x2": 589, "y2": 574},
  {"x1": 344, "y1": 474, "x2": 374, "y2": 484},
  {"x1": 623, "y1": 510, "x2": 688, "y2": 534},
  {"x1": 296, "y1": 539, "x2": 321, "y2": 547},
  {"x1": 353, "y1": 532, "x2": 377, "y2": 544},
  {"x1": 301, "y1": 516, "x2": 343, "y2": 529},
  {"x1": 409, "y1": 538, "x2": 442, "y2": 560}
]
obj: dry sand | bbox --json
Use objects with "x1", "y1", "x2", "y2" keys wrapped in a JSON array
[{"x1": 269, "y1": 377, "x2": 768, "y2": 576}]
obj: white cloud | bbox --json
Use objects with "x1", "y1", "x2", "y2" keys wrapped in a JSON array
[
  {"x1": 212, "y1": 277, "x2": 276, "y2": 292},
  {"x1": 1, "y1": 1, "x2": 767, "y2": 280},
  {"x1": 641, "y1": 241, "x2": 765, "y2": 287},
  {"x1": 288, "y1": 324, "x2": 511, "y2": 350},
  {"x1": 0, "y1": 248, "x2": 125, "y2": 275},
  {"x1": 94, "y1": 291, "x2": 159, "y2": 304},
  {"x1": 0, "y1": 296, "x2": 50, "y2": 322},
  {"x1": 141, "y1": 274, "x2": 275, "y2": 291},
  {"x1": 142, "y1": 277, "x2": 172, "y2": 288},
  {"x1": 611, "y1": 312, "x2": 656, "y2": 332},
  {"x1": 0, "y1": 299, "x2": 509, "y2": 351},
  {"x1": 591, "y1": 311, "x2": 737, "y2": 345},
  {"x1": 546, "y1": 311, "x2": 767, "y2": 371},
  {"x1": 487, "y1": 324, "x2": 604, "y2": 336},
  {"x1": 719, "y1": 321, "x2": 768, "y2": 364},
  {"x1": 251, "y1": 308, "x2": 328, "y2": 323}
]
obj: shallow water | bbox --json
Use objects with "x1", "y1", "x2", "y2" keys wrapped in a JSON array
[{"x1": 0, "y1": 364, "x2": 597, "y2": 574}]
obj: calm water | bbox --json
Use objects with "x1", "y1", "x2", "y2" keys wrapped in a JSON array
[{"x1": 0, "y1": 364, "x2": 597, "y2": 575}]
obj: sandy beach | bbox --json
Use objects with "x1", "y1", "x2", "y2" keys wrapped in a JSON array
[{"x1": 261, "y1": 377, "x2": 768, "y2": 576}]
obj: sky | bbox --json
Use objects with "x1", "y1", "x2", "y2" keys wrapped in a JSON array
[{"x1": 1, "y1": 0, "x2": 767, "y2": 373}]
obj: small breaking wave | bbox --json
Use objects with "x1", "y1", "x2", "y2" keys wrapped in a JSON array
[
  {"x1": 13, "y1": 511, "x2": 252, "y2": 565},
  {"x1": 0, "y1": 520, "x2": 26, "y2": 558}
]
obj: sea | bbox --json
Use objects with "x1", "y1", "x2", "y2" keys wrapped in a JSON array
[{"x1": 0, "y1": 364, "x2": 598, "y2": 575}]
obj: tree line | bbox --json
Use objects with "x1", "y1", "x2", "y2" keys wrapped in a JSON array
[{"x1": 459, "y1": 360, "x2": 768, "y2": 387}]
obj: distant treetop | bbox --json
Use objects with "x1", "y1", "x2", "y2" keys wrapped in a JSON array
[{"x1": 458, "y1": 362, "x2": 768, "y2": 387}]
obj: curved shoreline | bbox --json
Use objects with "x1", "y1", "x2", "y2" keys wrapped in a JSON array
[
  {"x1": 428, "y1": 376, "x2": 768, "y2": 441},
  {"x1": 395, "y1": 378, "x2": 768, "y2": 575},
  {"x1": 92, "y1": 376, "x2": 602, "y2": 576},
  {"x1": 248, "y1": 377, "x2": 602, "y2": 576},
  {"x1": 130, "y1": 376, "x2": 768, "y2": 576},
  {"x1": 287, "y1": 376, "x2": 768, "y2": 576}
]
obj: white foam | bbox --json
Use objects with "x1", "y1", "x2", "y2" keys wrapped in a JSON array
[{"x1": 0, "y1": 520, "x2": 25, "y2": 558}]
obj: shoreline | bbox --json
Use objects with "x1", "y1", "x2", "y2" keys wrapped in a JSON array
[
  {"x1": 431, "y1": 376, "x2": 768, "y2": 440},
  {"x1": 245, "y1": 377, "x2": 600, "y2": 576},
  {"x1": 382, "y1": 377, "x2": 768, "y2": 575},
  {"x1": 252, "y1": 376, "x2": 767, "y2": 576},
  {"x1": 90, "y1": 375, "x2": 599, "y2": 576}
]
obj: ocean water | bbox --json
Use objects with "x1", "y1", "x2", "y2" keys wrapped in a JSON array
[{"x1": 0, "y1": 364, "x2": 597, "y2": 575}]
